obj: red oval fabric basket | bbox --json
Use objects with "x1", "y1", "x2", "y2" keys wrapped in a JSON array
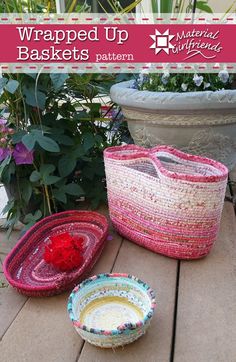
[{"x1": 3, "y1": 211, "x2": 108, "y2": 297}]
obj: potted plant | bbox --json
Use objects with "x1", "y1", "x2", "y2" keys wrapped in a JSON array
[{"x1": 110, "y1": 72, "x2": 236, "y2": 170}]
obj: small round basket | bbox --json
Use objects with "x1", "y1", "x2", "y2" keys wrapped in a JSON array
[{"x1": 68, "y1": 273, "x2": 156, "y2": 348}]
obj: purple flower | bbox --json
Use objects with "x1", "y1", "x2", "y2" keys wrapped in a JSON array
[
  {"x1": 13, "y1": 142, "x2": 34, "y2": 165},
  {"x1": 0, "y1": 147, "x2": 11, "y2": 162},
  {"x1": 0, "y1": 119, "x2": 7, "y2": 126}
]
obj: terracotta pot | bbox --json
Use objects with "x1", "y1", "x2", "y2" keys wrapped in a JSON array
[{"x1": 110, "y1": 80, "x2": 236, "y2": 170}]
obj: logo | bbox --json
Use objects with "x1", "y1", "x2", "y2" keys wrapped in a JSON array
[
  {"x1": 150, "y1": 28, "x2": 223, "y2": 59},
  {"x1": 173, "y1": 29, "x2": 222, "y2": 60},
  {"x1": 150, "y1": 29, "x2": 175, "y2": 55}
]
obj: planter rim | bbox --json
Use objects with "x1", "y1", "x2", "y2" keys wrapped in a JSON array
[{"x1": 110, "y1": 80, "x2": 236, "y2": 111}]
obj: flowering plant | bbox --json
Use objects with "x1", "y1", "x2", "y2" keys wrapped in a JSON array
[
  {"x1": 0, "y1": 73, "x2": 124, "y2": 234},
  {"x1": 134, "y1": 71, "x2": 234, "y2": 93},
  {"x1": 0, "y1": 119, "x2": 34, "y2": 165}
]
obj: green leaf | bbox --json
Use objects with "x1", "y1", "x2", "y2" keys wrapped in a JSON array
[
  {"x1": 53, "y1": 178, "x2": 66, "y2": 188},
  {"x1": 52, "y1": 134, "x2": 74, "y2": 146},
  {"x1": 50, "y1": 73, "x2": 69, "y2": 90},
  {"x1": 0, "y1": 77, "x2": 8, "y2": 91},
  {"x1": 30, "y1": 126, "x2": 51, "y2": 133},
  {"x1": 23, "y1": 210, "x2": 42, "y2": 228},
  {"x1": 160, "y1": 0, "x2": 173, "y2": 13},
  {"x1": 40, "y1": 164, "x2": 55, "y2": 176},
  {"x1": 12, "y1": 130, "x2": 27, "y2": 144},
  {"x1": 37, "y1": 134, "x2": 60, "y2": 152},
  {"x1": 25, "y1": 73, "x2": 37, "y2": 79},
  {"x1": 196, "y1": 1, "x2": 213, "y2": 13},
  {"x1": 22, "y1": 134, "x2": 36, "y2": 150},
  {"x1": 1, "y1": 162, "x2": 15, "y2": 184},
  {"x1": 0, "y1": 156, "x2": 11, "y2": 179},
  {"x1": 74, "y1": 111, "x2": 89, "y2": 121},
  {"x1": 82, "y1": 158, "x2": 104, "y2": 181},
  {"x1": 43, "y1": 175, "x2": 61, "y2": 185},
  {"x1": 82, "y1": 165, "x2": 95, "y2": 180},
  {"x1": 83, "y1": 133, "x2": 95, "y2": 152},
  {"x1": 58, "y1": 155, "x2": 77, "y2": 177},
  {"x1": 87, "y1": 103, "x2": 101, "y2": 117},
  {"x1": 5, "y1": 79, "x2": 19, "y2": 94},
  {"x1": 30, "y1": 164, "x2": 59, "y2": 185},
  {"x1": 21, "y1": 180, "x2": 32, "y2": 203},
  {"x1": 38, "y1": 164, "x2": 60, "y2": 185},
  {"x1": 95, "y1": 135, "x2": 104, "y2": 144},
  {"x1": 63, "y1": 183, "x2": 84, "y2": 196},
  {"x1": 1, "y1": 199, "x2": 14, "y2": 216},
  {"x1": 53, "y1": 189, "x2": 67, "y2": 203},
  {"x1": 30, "y1": 170, "x2": 40, "y2": 182},
  {"x1": 23, "y1": 85, "x2": 46, "y2": 110},
  {"x1": 72, "y1": 145, "x2": 85, "y2": 157}
]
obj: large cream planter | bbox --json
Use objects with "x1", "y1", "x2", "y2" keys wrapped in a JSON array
[{"x1": 110, "y1": 80, "x2": 236, "y2": 170}]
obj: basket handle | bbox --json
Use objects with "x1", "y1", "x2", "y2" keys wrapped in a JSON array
[
  {"x1": 105, "y1": 144, "x2": 228, "y2": 182},
  {"x1": 104, "y1": 144, "x2": 149, "y2": 160},
  {"x1": 149, "y1": 145, "x2": 228, "y2": 181},
  {"x1": 104, "y1": 145, "x2": 165, "y2": 180}
]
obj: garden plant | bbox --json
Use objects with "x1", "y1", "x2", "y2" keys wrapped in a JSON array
[{"x1": 0, "y1": 72, "x2": 126, "y2": 234}]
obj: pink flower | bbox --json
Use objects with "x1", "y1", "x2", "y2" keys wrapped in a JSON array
[
  {"x1": 13, "y1": 142, "x2": 34, "y2": 165},
  {"x1": 0, "y1": 147, "x2": 11, "y2": 162},
  {"x1": 1, "y1": 127, "x2": 10, "y2": 134}
]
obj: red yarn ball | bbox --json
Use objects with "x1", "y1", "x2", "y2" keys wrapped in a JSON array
[{"x1": 44, "y1": 232, "x2": 84, "y2": 272}]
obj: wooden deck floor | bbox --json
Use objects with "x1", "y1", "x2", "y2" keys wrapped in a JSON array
[{"x1": 0, "y1": 202, "x2": 236, "y2": 362}]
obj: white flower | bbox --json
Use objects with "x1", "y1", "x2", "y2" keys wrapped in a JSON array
[
  {"x1": 193, "y1": 74, "x2": 204, "y2": 87},
  {"x1": 161, "y1": 71, "x2": 170, "y2": 85},
  {"x1": 163, "y1": 70, "x2": 170, "y2": 77},
  {"x1": 218, "y1": 70, "x2": 229, "y2": 84},
  {"x1": 137, "y1": 72, "x2": 149, "y2": 87},
  {"x1": 181, "y1": 83, "x2": 188, "y2": 92},
  {"x1": 204, "y1": 82, "x2": 210, "y2": 89},
  {"x1": 138, "y1": 73, "x2": 144, "y2": 83}
]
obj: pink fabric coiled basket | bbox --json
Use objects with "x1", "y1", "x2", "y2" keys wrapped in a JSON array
[
  {"x1": 104, "y1": 145, "x2": 228, "y2": 260},
  {"x1": 3, "y1": 211, "x2": 108, "y2": 297}
]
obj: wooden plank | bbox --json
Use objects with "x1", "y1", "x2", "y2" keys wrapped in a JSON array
[
  {"x1": 0, "y1": 254, "x2": 28, "y2": 341},
  {"x1": 0, "y1": 230, "x2": 21, "y2": 255},
  {"x1": 0, "y1": 231, "x2": 123, "y2": 362},
  {"x1": 0, "y1": 294, "x2": 79, "y2": 362},
  {"x1": 0, "y1": 269, "x2": 8, "y2": 286},
  {"x1": 175, "y1": 202, "x2": 236, "y2": 362},
  {"x1": 79, "y1": 239, "x2": 178, "y2": 362},
  {"x1": 0, "y1": 286, "x2": 27, "y2": 341}
]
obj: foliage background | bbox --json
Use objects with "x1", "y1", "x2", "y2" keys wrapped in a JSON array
[{"x1": 0, "y1": 72, "x2": 130, "y2": 233}]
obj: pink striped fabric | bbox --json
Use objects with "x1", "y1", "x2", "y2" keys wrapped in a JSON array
[{"x1": 104, "y1": 145, "x2": 228, "y2": 260}]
